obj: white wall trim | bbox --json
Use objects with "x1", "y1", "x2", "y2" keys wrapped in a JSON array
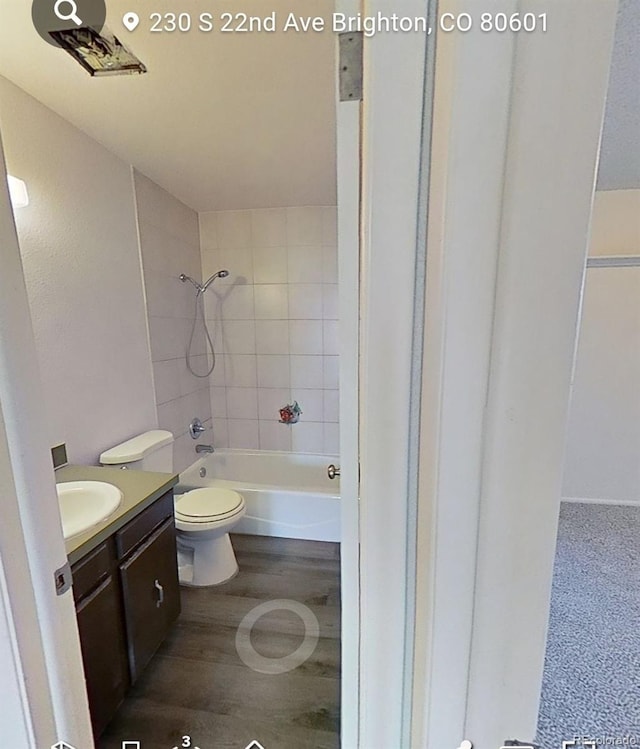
[
  {"x1": 562, "y1": 496, "x2": 640, "y2": 508},
  {"x1": 586, "y1": 255, "x2": 640, "y2": 267},
  {"x1": 411, "y1": 4, "x2": 517, "y2": 746},
  {"x1": 403, "y1": 0, "x2": 438, "y2": 743},
  {"x1": 358, "y1": 0, "x2": 428, "y2": 745},
  {"x1": 335, "y1": 0, "x2": 362, "y2": 742}
]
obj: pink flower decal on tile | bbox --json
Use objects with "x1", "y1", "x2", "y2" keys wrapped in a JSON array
[{"x1": 279, "y1": 402, "x2": 302, "y2": 424}]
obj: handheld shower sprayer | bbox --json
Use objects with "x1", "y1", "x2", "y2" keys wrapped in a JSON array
[
  {"x1": 202, "y1": 268, "x2": 230, "y2": 291},
  {"x1": 179, "y1": 269, "x2": 229, "y2": 378},
  {"x1": 179, "y1": 273, "x2": 199, "y2": 290},
  {"x1": 179, "y1": 269, "x2": 229, "y2": 294}
]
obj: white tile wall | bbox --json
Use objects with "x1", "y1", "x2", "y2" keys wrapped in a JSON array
[
  {"x1": 200, "y1": 206, "x2": 339, "y2": 455},
  {"x1": 255, "y1": 320, "x2": 289, "y2": 355},
  {"x1": 211, "y1": 386, "x2": 227, "y2": 417},
  {"x1": 212, "y1": 417, "x2": 228, "y2": 448},
  {"x1": 290, "y1": 321, "x2": 323, "y2": 355},
  {"x1": 254, "y1": 284, "x2": 289, "y2": 319},
  {"x1": 259, "y1": 420, "x2": 292, "y2": 451},
  {"x1": 323, "y1": 356, "x2": 340, "y2": 390},
  {"x1": 221, "y1": 320, "x2": 256, "y2": 354},
  {"x1": 323, "y1": 320, "x2": 340, "y2": 356},
  {"x1": 217, "y1": 211, "x2": 252, "y2": 248},
  {"x1": 135, "y1": 171, "x2": 213, "y2": 472},
  {"x1": 226, "y1": 387, "x2": 258, "y2": 420},
  {"x1": 253, "y1": 246, "x2": 287, "y2": 283},
  {"x1": 219, "y1": 285, "x2": 254, "y2": 320},
  {"x1": 228, "y1": 419, "x2": 259, "y2": 450},
  {"x1": 286, "y1": 207, "x2": 323, "y2": 246},
  {"x1": 292, "y1": 422, "x2": 324, "y2": 454},
  {"x1": 252, "y1": 209, "x2": 286, "y2": 247},
  {"x1": 257, "y1": 355, "x2": 291, "y2": 388},
  {"x1": 322, "y1": 284, "x2": 339, "y2": 319},
  {"x1": 289, "y1": 284, "x2": 323, "y2": 319},
  {"x1": 291, "y1": 356, "x2": 324, "y2": 389},
  {"x1": 224, "y1": 354, "x2": 258, "y2": 388},
  {"x1": 288, "y1": 246, "x2": 324, "y2": 283},
  {"x1": 323, "y1": 389, "x2": 340, "y2": 423}
]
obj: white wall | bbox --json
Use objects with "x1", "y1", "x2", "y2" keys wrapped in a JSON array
[
  {"x1": 562, "y1": 189, "x2": 640, "y2": 503},
  {"x1": 589, "y1": 189, "x2": 640, "y2": 255},
  {"x1": 563, "y1": 267, "x2": 640, "y2": 504},
  {"x1": 199, "y1": 207, "x2": 339, "y2": 455},
  {"x1": 134, "y1": 170, "x2": 212, "y2": 473},
  {"x1": 0, "y1": 76, "x2": 157, "y2": 465},
  {"x1": 0, "y1": 130, "x2": 93, "y2": 748}
]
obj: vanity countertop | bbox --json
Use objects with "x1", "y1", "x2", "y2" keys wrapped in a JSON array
[{"x1": 56, "y1": 465, "x2": 179, "y2": 565}]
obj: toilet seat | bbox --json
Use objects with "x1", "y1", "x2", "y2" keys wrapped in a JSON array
[
  {"x1": 174, "y1": 488, "x2": 246, "y2": 585},
  {"x1": 175, "y1": 488, "x2": 244, "y2": 524}
]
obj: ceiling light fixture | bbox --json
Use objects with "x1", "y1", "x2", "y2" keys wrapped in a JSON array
[{"x1": 49, "y1": 26, "x2": 147, "y2": 76}]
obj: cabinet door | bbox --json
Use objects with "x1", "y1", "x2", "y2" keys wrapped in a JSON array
[
  {"x1": 119, "y1": 517, "x2": 181, "y2": 682},
  {"x1": 76, "y1": 575, "x2": 129, "y2": 737}
]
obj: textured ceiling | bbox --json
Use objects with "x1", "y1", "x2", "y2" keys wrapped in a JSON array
[
  {"x1": 0, "y1": 0, "x2": 336, "y2": 211},
  {"x1": 597, "y1": 0, "x2": 640, "y2": 190}
]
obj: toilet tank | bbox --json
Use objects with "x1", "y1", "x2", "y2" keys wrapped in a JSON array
[{"x1": 99, "y1": 430, "x2": 174, "y2": 472}]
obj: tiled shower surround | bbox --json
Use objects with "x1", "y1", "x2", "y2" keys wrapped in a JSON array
[
  {"x1": 134, "y1": 171, "x2": 213, "y2": 472},
  {"x1": 199, "y1": 207, "x2": 339, "y2": 455}
]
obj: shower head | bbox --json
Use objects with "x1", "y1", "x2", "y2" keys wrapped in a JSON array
[
  {"x1": 179, "y1": 273, "x2": 200, "y2": 290},
  {"x1": 201, "y1": 269, "x2": 230, "y2": 291},
  {"x1": 180, "y1": 270, "x2": 230, "y2": 293}
]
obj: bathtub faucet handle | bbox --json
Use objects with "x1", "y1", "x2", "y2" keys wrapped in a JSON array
[{"x1": 189, "y1": 418, "x2": 206, "y2": 439}]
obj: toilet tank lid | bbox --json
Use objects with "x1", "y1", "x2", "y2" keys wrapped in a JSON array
[{"x1": 99, "y1": 430, "x2": 174, "y2": 464}]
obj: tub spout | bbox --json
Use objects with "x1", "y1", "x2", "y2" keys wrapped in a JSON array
[{"x1": 196, "y1": 444, "x2": 214, "y2": 454}]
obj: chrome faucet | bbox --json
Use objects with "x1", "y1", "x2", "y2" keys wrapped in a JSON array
[
  {"x1": 189, "y1": 418, "x2": 206, "y2": 439},
  {"x1": 196, "y1": 444, "x2": 214, "y2": 454}
]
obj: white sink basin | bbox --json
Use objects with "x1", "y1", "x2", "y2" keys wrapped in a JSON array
[{"x1": 57, "y1": 481, "x2": 123, "y2": 540}]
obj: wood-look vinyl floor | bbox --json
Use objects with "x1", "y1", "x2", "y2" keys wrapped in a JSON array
[{"x1": 99, "y1": 534, "x2": 341, "y2": 749}]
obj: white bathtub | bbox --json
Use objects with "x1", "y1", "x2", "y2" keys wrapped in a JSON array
[{"x1": 177, "y1": 450, "x2": 341, "y2": 542}]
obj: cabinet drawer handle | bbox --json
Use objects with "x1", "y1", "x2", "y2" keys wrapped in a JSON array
[{"x1": 154, "y1": 579, "x2": 164, "y2": 608}]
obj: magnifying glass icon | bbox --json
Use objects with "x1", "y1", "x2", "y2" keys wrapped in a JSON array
[{"x1": 54, "y1": 0, "x2": 83, "y2": 26}]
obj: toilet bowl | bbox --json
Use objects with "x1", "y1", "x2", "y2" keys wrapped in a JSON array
[
  {"x1": 174, "y1": 487, "x2": 246, "y2": 586},
  {"x1": 99, "y1": 430, "x2": 246, "y2": 588}
]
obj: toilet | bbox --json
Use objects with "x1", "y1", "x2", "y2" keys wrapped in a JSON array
[{"x1": 99, "y1": 430, "x2": 245, "y2": 586}]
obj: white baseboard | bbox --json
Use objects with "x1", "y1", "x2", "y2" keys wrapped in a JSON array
[{"x1": 561, "y1": 495, "x2": 640, "y2": 507}]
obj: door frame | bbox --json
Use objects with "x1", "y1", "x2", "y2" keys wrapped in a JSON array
[
  {"x1": 355, "y1": 0, "x2": 431, "y2": 746},
  {"x1": 335, "y1": 0, "x2": 361, "y2": 746},
  {"x1": 410, "y1": 1, "x2": 619, "y2": 747}
]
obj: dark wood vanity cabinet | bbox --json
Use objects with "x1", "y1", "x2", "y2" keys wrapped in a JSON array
[
  {"x1": 71, "y1": 490, "x2": 180, "y2": 737},
  {"x1": 73, "y1": 539, "x2": 128, "y2": 738},
  {"x1": 75, "y1": 573, "x2": 129, "y2": 737},
  {"x1": 120, "y1": 517, "x2": 180, "y2": 681}
]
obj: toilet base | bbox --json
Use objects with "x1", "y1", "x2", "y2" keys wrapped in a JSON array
[{"x1": 176, "y1": 531, "x2": 239, "y2": 587}]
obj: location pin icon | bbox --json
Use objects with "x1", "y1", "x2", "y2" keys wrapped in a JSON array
[{"x1": 122, "y1": 12, "x2": 140, "y2": 31}]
